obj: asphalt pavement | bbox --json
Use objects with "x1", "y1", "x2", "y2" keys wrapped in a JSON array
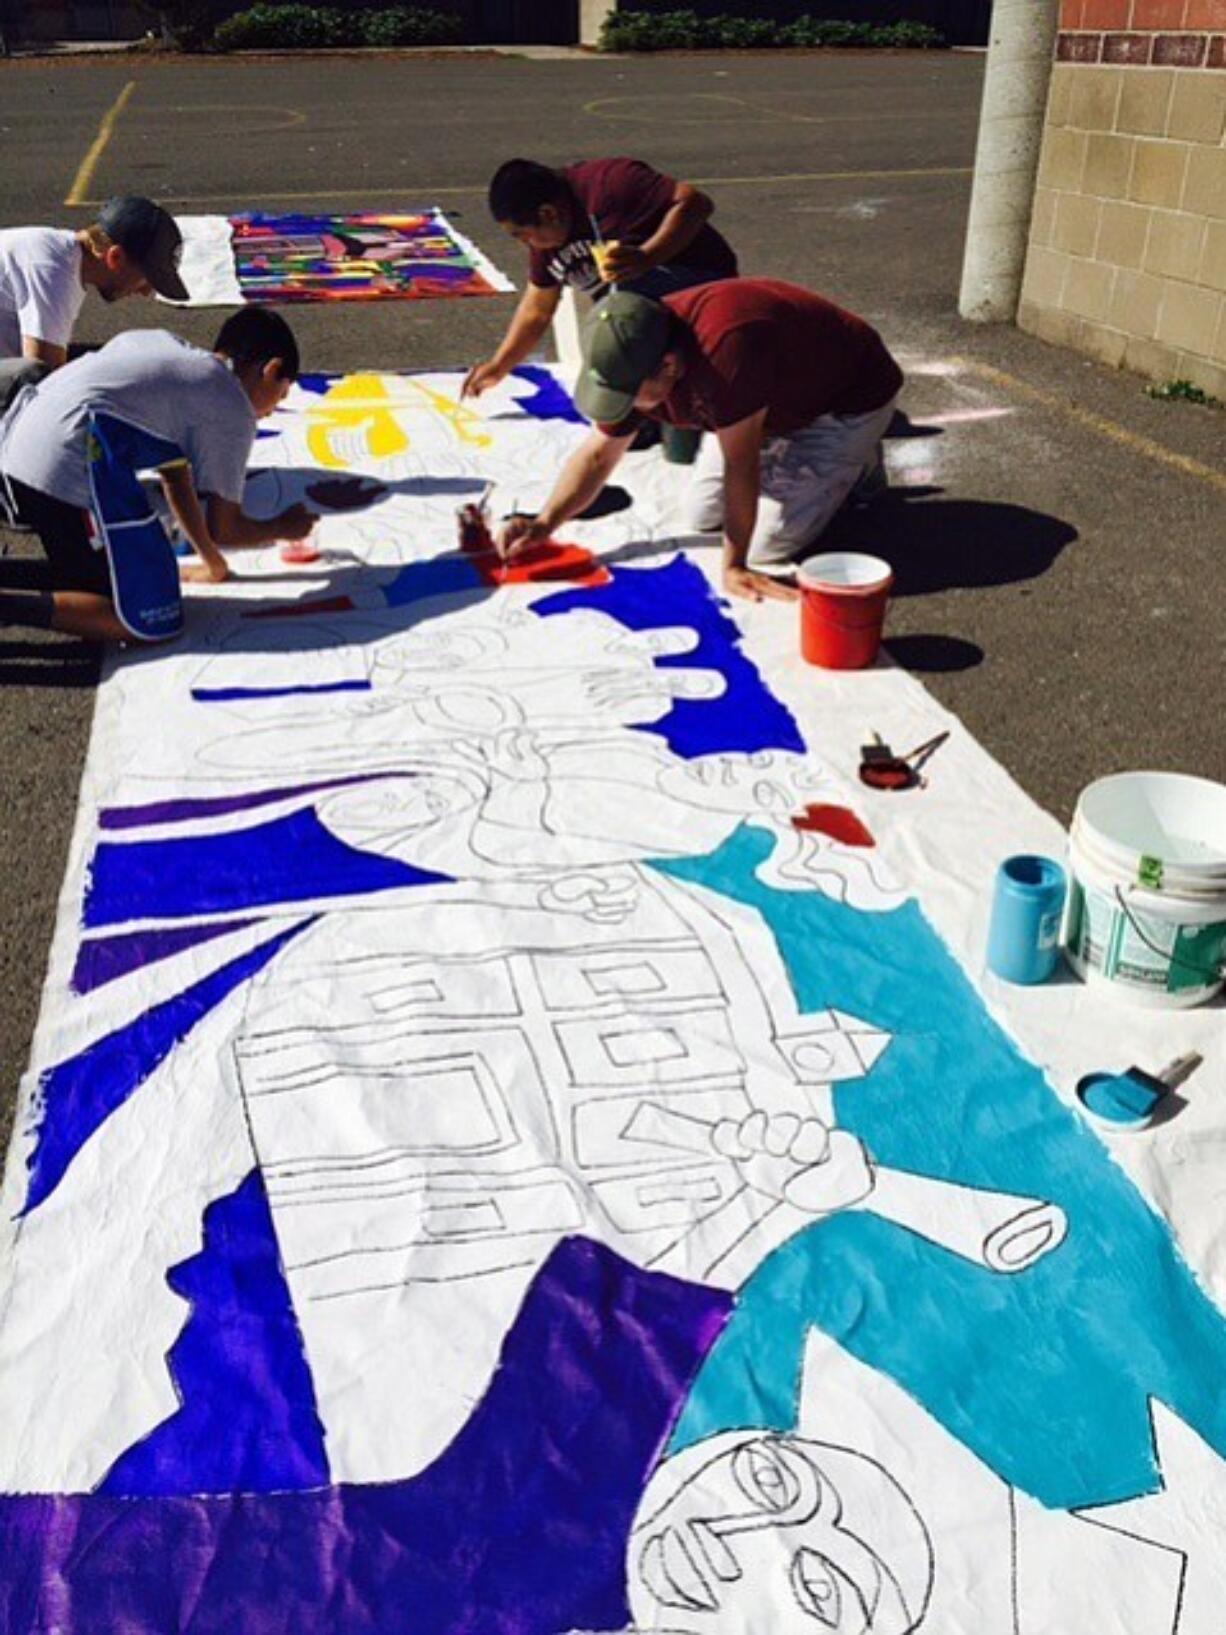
[{"x1": 1, "y1": 48, "x2": 1223, "y2": 1151}]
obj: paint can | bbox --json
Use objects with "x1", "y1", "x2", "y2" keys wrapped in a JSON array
[
  {"x1": 1066, "y1": 771, "x2": 1226, "y2": 1008},
  {"x1": 986, "y1": 855, "x2": 1067, "y2": 985},
  {"x1": 798, "y1": 552, "x2": 893, "y2": 669},
  {"x1": 662, "y1": 425, "x2": 702, "y2": 466},
  {"x1": 279, "y1": 538, "x2": 321, "y2": 565}
]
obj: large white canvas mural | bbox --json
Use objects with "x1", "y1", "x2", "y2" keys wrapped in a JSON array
[{"x1": 2, "y1": 366, "x2": 1226, "y2": 1634}]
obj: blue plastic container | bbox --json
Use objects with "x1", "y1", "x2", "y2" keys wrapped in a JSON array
[{"x1": 987, "y1": 855, "x2": 1068, "y2": 985}]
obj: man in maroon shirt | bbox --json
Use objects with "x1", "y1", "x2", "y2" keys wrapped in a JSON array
[
  {"x1": 461, "y1": 157, "x2": 737, "y2": 401},
  {"x1": 498, "y1": 280, "x2": 903, "y2": 604}
]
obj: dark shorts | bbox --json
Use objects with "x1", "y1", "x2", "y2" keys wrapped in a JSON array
[{"x1": 5, "y1": 478, "x2": 111, "y2": 597}]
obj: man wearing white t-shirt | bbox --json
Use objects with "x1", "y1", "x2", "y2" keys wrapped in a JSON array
[
  {"x1": 0, "y1": 308, "x2": 314, "y2": 644},
  {"x1": 0, "y1": 195, "x2": 186, "y2": 406}
]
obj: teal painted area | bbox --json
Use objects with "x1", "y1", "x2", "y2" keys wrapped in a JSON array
[{"x1": 658, "y1": 827, "x2": 1226, "y2": 1509}]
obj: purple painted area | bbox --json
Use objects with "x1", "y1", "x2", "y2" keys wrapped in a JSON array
[
  {"x1": 100, "y1": 770, "x2": 417, "y2": 832},
  {"x1": 535, "y1": 558, "x2": 805, "y2": 760},
  {"x1": 509, "y1": 366, "x2": 585, "y2": 425},
  {"x1": 101, "y1": 1170, "x2": 329, "y2": 1497},
  {"x1": 71, "y1": 917, "x2": 260, "y2": 995},
  {"x1": 25, "y1": 922, "x2": 314, "y2": 1215},
  {"x1": 192, "y1": 681, "x2": 373, "y2": 703},
  {"x1": 83, "y1": 807, "x2": 451, "y2": 927},
  {"x1": 0, "y1": 1238, "x2": 731, "y2": 1635}
]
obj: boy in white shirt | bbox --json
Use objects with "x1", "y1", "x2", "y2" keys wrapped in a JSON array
[
  {"x1": 0, "y1": 307, "x2": 313, "y2": 644},
  {"x1": 0, "y1": 195, "x2": 186, "y2": 413}
]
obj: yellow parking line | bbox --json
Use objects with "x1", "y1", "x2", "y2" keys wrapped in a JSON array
[
  {"x1": 953, "y1": 358, "x2": 1226, "y2": 493},
  {"x1": 69, "y1": 164, "x2": 970, "y2": 209},
  {"x1": 64, "y1": 79, "x2": 138, "y2": 207}
]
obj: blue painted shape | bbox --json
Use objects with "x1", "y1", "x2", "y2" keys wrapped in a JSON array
[
  {"x1": 0, "y1": 1238, "x2": 731, "y2": 1634},
  {"x1": 101, "y1": 1170, "x2": 329, "y2": 1496},
  {"x1": 381, "y1": 554, "x2": 483, "y2": 609},
  {"x1": 72, "y1": 917, "x2": 260, "y2": 994},
  {"x1": 658, "y1": 827, "x2": 1226, "y2": 1510},
  {"x1": 83, "y1": 807, "x2": 451, "y2": 927},
  {"x1": 25, "y1": 922, "x2": 313, "y2": 1214},
  {"x1": 535, "y1": 558, "x2": 805, "y2": 759},
  {"x1": 192, "y1": 681, "x2": 373, "y2": 703},
  {"x1": 509, "y1": 364, "x2": 585, "y2": 424},
  {"x1": 294, "y1": 373, "x2": 335, "y2": 396},
  {"x1": 101, "y1": 770, "x2": 419, "y2": 831}
]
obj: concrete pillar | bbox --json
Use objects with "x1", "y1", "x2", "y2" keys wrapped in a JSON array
[
  {"x1": 579, "y1": 0, "x2": 616, "y2": 48},
  {"x1": 958, "y1": 0, "x2": 1060, "y2": 323}
]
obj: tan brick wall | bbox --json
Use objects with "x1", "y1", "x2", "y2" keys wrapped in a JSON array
[{"x1": 1020, "y1": 41, "x2": 1226, "y2": 398}]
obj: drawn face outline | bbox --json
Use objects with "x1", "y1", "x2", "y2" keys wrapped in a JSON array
[{"x1": 633, "y1": 1435, "x2": 933, "y2": 1635}]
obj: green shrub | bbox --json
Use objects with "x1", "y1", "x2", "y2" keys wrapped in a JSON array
[
  {"x1": 359, "y1": 6, "x2": 462, "y2": 45},
  {"x1": 213, "y1": 4, "x2": 463, "y2": 49},
  {"x1": 873, "y1": 19, "x2": 944, "y2": 47},
  {"x1": 708, "y1": 14, "x2": 778, "y2": 46},
  {"x1": 599, "y1": 9, "x2": 704, "y2": 50},
  {"x1": 600, "y1": 12, "x2": 944, "y2": 52},
  {"x1": 214, "y1": 4, "x2": 354, "y2": 48},
  {"x1": 1145, "y1": 378, "x2": 1222, "y2": 407}
]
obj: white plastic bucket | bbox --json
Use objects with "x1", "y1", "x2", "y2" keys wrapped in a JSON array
[{"x1": 1065, "y1": 772, "x2": 1226, "y2": 1008}]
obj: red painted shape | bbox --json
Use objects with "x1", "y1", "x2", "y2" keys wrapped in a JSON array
[
  {"x1": 244, "y1": 594, "x2": 357, "y2": 621},
  {"x1": 473, "y1": 540, "x2": 612, "y2": 589},
  {"x1": 791, "y1": 803, "x2": 877, "y2": 848}
]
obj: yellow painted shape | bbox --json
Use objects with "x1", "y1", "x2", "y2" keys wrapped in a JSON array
[
  {"x1": 305, "y1": 374, "x2": 411, "y2": 469},
  {"x1": 405, "y1": 379, "x2": 492, "y2": 450}
]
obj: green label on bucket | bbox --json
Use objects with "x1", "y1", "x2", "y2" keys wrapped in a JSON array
[
  {"x1": 1137, "y1": 854, "x2": 1164, "y2": 891},
  {"x1": 1169, "y1": 920, "x2": 1226, "y2": 995}
]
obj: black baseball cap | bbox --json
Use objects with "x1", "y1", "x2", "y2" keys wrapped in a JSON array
[
  {"x1": 98, "y1": 196, "x2": 189, "y2": 302},
  {"x1": 575, "y1": 291, "x2": 672, "y2": 424}
]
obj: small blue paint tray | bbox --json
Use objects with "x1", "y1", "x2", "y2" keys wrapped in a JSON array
[{"x1": 1076, "y1": 1053, "x2": 1201, "y2": 1132}]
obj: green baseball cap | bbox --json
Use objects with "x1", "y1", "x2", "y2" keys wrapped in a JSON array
[{"x1": 575, "y1": 291, "x2": 672, "y2": 424}]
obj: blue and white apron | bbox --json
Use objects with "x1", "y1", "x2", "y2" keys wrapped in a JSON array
[{"x1": 86, "y1": 413, "x2": 186, "y2": 642}]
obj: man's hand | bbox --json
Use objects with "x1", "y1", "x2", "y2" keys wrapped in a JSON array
[
  {"x1": 712, "y1": 1112, "x2": 875, "y2": 1214},
  {"x1": 599, "y1": 243, "x2": 652, "y2": 283},
  {"x1": 181, "y1": 557, "x2": 229, "y2": 585},
  {"x1": 461, "y1": 360, "x2": 506, "y2": 400},
  {"x1": 276, "y1": 503, "x2": 316, "y2": 541},
  {"x1": 496, "y1": 514, "x2": 550, "y2": 560},
  {"x1": 723, "y1": 564, "x2": 800, "y2": 604}
]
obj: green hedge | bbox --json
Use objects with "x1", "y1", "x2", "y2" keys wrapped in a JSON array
[
  {"x1": 598, "y1": 12, "x2": 945, "y2": 50},
  {"x1": 212, "y1": 3, "x2": 463, "y2": 49}
]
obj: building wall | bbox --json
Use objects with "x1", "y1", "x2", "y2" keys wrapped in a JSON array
[{"x1": 1019, "y1": 0, "x2": 1226, "y2": 398}]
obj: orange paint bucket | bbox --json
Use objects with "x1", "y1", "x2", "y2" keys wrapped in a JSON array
[{"x1": 799, "y1": 552, "x2": 893, "y2": 670}]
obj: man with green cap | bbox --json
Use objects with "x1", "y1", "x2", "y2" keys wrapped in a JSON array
[{"x1": 497, "y1": 279, "x2": 902, "y2": 603}]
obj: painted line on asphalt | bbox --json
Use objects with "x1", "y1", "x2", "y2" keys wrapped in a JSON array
[
  {"x1": 952, "y1": 358, "x2": 1226, "y2": 493},
  {"x1": 64, "y1": 80, "x2": 138, "y2": 207},
  {"x1": 68, "y1": 165, "x2": 970, "y2": 210}
]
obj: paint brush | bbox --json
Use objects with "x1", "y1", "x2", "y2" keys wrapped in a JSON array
[{"x1": 1076, "y1": 1053, "x2": 1202, "y2": 1130}]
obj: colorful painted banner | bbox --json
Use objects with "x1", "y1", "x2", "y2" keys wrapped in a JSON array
[
  {"x1": 172, "y1": 210, "x2": 514, "y2": 306},
  {"x1": 2, "y1": 369, "x2": 1225, "y2": 1634}
]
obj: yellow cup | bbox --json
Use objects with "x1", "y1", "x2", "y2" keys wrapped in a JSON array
[{"x1": 593, "y1": 240, "x2": 621, "y2": 283}]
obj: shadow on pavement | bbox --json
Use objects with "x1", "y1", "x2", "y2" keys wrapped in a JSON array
[
  {"x1": 883, "y1": 633, "x2": 984, "y2": 672},
  {"x1": 832, "y1": 492, "x2": 1077, "y2": 596},
  {"x1": 0, "y1": 638, "x2": 100, "y2": 690}
]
